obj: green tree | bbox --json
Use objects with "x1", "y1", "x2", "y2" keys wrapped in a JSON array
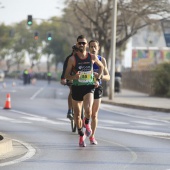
[
  {"x1": 0, "y1": 24, "x2": 13, "y2": 49},
  {"x1": 64, "y1": 0, "x2": 170, "y2": 62},
  {"x1": 39, "y1": 17, "x2": 72, "y2": 71},
  {"x1": 152, "y1": 62, "x2": 170, "y2": 97}
]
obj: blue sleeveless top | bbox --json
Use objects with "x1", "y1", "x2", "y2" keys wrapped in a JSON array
[
  {"x1": 93, "y1": 55, "x2": 102, "y2": 85},
  {"x1": 93, "y1": 55, "x2": 101, "y2": 72}
]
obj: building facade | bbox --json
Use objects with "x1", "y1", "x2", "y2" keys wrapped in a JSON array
[{"x1": 131, "y1": 23, "x2": 170, "y2": 70}]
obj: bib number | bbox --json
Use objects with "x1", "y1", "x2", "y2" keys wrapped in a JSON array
[{"x1": 78, "y1": 71, "x2": 92, "y2": 83}]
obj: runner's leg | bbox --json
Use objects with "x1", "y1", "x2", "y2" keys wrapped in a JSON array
[
  {"x1": 72, "y1": 100, "x2": 86, "y2": 146},
  {"x1": 83, "y1": 93, "x2": 94, "y2": 137},
  {"x1": 91, "y1": 98, "x2": 101, "y2": 137},
  {"x1": 67, "y1": 86, "x2": 73, "y2": 119}
]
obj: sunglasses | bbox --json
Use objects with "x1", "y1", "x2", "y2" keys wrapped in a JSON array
[{"x1": 78, "y1": 42, "x2": 86, "y2": 45}]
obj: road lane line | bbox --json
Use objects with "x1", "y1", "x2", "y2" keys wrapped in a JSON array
[
  {"x1": 98, "y1": 138, "x2": 137, "y2": 169},
  {"x1": 131, "y1": 120, "x2": 162, "y2": 126},
  {"x1": 0, "y1": 108, "x2": 69, "y2": 125},
  {"x1": 100, "y1": 104, "x2": 169, "y2": 123},
  {"x1": 99, "y1": 120, "x2": 128, "y2": 125},
  {"x1": 0, "y1": 115, "x2": 31, "y2": 124},
  {"x1": 11, "y1": 109, "x2": 46, "y2": 118},
  {"x1": 98, "y1": 126, "x2": 170, "y2": 139},
  {"x1": 30, "y1": 87, "x2": 44, "y2": 100},
  {"x1": 2, "y1": 107, "x2": 170, "y2": 140},
  {"x1": 22, "y1": 116, "x2": 68, "y2": 124}
]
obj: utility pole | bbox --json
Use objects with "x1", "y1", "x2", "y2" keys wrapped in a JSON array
[{"x1": 109, "y1": 0, "x2": 118, "y2": 100}]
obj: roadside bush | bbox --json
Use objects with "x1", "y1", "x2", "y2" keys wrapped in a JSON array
[{"x1": 152, "y1": 62, "x2": 170, "y2": 98}]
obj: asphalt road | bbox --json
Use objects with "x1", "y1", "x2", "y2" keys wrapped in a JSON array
[{"x1": 0, "y1": 79, "x2": 170, "y2": 170}]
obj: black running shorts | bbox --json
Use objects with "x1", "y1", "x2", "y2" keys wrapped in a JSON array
[
  {"x1": 94, "y1": 85, "x2": 103, "y2": 99},
  {"x1": 72, "y1": 85, "x2": 95, "y2": 101}
]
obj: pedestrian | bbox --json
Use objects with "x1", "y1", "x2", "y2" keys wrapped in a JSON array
[
  {"x1": 115, "y1": 67, "x2": 122, "y2": 92},
  {"x1": 47, "y1": 71, "x2": 52, "y2": 84},
  {"x1": 23, "y1": 69, "x2": 29, "y2": 85},
  {"x1": 88, "y1": 39, "x2": 110, "y2": 145},
  {"x1": 65, "y1": 35, "x2": 104, "y2": 147},
  {"x1": 60, "y1": 45, "x2": 78, "y2": 120}
]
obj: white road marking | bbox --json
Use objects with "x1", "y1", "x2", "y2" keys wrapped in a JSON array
[
  {"x1": 99, "y1": 120, "x2": 128, "y2": 125},
  {"x1": 58, "y1": 92, "x2": 63, "y2": 95},
  {"x1": 0, "y1": 109, "x2": 69, "y2": 125},
  {"x1": 131, "y1": 121, "x2": 162, "y2": 126},
  {"x1": 0, "y1": 116, "x2": 14, "y2": 121},
  {"x1": 0, "y1": 116, "x2": 31, "y2": 124},
  {"x1": 0, "y1": 139, "x2": 36, "y2": 167},
  {"x1": 30, "y1": 87, "x2": 44, "y2": 100},
  {"x1": 57, "y1": 118, "x2": 71, "y2": 122},
  {"x1": 22, "y1": 117, "x2": 68, "y2": 125},
  {"x1": 100, "y1": 104, "x2": 169, "y2": 123},
  {"x1": 10, "y1": 120, "x2": 31, "y2": 124},
  {"x1": 98, "y1": 126, "x2": 170, "y2": 139},
  {"x1": 11, "y1": 109, "x2": 46, "y2": 118},
  {"x1": 2, "y1": 108, "x2": 170, "y2": 140}
]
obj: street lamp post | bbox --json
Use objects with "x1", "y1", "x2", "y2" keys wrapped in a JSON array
[{"x1": 109, "y1": 0, "x2": 118, "y2": 100}]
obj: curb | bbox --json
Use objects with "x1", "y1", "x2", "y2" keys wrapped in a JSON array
[{"x1": 0, "y1": 135, "x2": 13, "y2": 156}]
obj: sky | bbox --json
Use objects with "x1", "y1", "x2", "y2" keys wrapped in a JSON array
[
  {"x1": 0, "y1": 0, "x2": 65, "y2": 25},
  {"x1": 0, "y1": 0, "x2": 131, "y2": 67}
]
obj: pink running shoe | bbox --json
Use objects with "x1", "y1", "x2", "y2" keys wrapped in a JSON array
[
  {"x1": 85, "y1": 123, "x2": 92, "y2": 137},
  {"x1": 79, "y1": 135, "x2": 86, "y2": 147},
  {"x1": 89, "y1": 136, "x2": 98, "y2": 145}
]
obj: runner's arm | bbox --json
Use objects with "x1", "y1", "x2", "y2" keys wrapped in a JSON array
[
  {"x1": 60, "y1": 57, "x2": 69, "y2": 85},
  {"x1": 101, "y1": 57, "x2": 110, "y2": 81},
  {"x1": 61, "y1": 56, "x2": 70, "y2": 80},
  {"x1": 65, "y1": 57, "x2": 80, "y2": 81},
  {"x1": 92, "y1": 55, "x2": 104, "y2": 80}
]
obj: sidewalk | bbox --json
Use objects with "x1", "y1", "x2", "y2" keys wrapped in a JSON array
[{"x1": 102, "y1": 89, "x2": 170, "y2": 113}]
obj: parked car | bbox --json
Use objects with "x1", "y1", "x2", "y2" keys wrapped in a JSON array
[
  {"x1": 6, "y1": 70, "x2": 23, "y2": 79},
  {"x1": 0, "y1": 70, "x2": 5, "y2": 82}
]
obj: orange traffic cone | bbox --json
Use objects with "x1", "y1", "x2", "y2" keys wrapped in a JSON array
[{"x1": 4, "y1": 93, "x2": 11, "y2": 109}]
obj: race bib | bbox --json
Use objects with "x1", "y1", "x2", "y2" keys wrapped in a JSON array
[{"x1": 78, "y1": 71, "x2": 92, "y2": 83}]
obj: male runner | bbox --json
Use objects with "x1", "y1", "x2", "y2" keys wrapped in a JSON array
[
  {"x1": 60, "y1": 45, "x2": 77, "y2": 119},
  {"x1": 65, "y1": 35, "x2": 104, "y2": 147},
  {"x1": 88, "y1": 39, "x2": 110, "y2": 145}
]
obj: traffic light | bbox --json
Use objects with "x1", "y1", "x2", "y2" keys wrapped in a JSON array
[
  {"x1": 27, "y1": 15, "x2": 32, "y2": 26},
  {"x1": 47, "y1": 33, "x2": 52, "y2": 41},
  {"x1": 34, "y1": 32, "x2": 39, "y2": 40}
]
